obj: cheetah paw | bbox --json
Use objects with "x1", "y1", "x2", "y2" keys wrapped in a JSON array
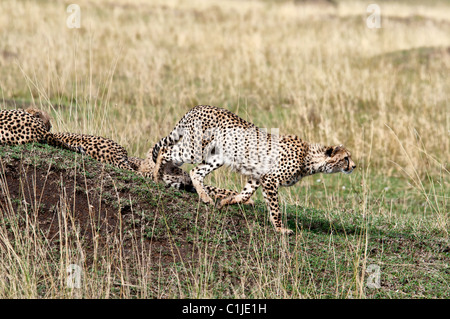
[
  {"x1": 243, "y1": 198, "x2": 255, "y2": 206},
  {"x1": 277, "y1": 228, "x2": 294, "y2": 235},
  {"x1": 215, "y1": 197, "x2": 231, "y2": 210},
  {"x1": 215, "y1": 196, "x2": 255, "y2": 210},
  {"x1": 199, "y1": 192, "x2": 214, "y2": 205}
]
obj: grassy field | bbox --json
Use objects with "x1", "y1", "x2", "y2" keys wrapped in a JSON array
[{"x1": 0, "y1": 0, "x2": 449, "y2": 298}]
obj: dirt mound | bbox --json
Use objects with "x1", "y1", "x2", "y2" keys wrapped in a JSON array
[{"x1": 0, "y1": 143, "x2": 252, "y2": 266}]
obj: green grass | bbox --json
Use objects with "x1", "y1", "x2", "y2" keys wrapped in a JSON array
[
  {"x1": 0, "y1": 0, "x2": 449, "y2": 299},
  {"x1": 0, "y1": 143, "x2": 447, "y2": 298}
]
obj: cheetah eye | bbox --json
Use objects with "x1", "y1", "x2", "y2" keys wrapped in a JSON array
[{"x1": 344, "y1": 156, "x2": 349, "y2": 163}]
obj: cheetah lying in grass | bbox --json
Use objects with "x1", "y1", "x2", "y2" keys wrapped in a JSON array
[
  {"x1": 0, "y1": 108, "x2": 134, "y2": 170},
  {"x1": 151, "y1": 105, "x2": 356, "y2": 234},
  {"x1": 0, "y1": 108, "x2": 53, "y2": 145},
  {"x1": 0, "y1": 107, "x2": 196, "y2": 192}
]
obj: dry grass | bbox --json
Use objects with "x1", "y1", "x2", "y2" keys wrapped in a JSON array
[
  {"x1": 2, "y1": 0, "x2": 448, "y2": 200},
  {"x1": 1, "y1": 0, "x2": 448, "y2": 163},
  {"x1": 0, "y1": 0, "x2": 448, "y2": 298}
]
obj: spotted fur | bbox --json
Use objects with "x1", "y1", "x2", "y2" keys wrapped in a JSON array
[
  {"x1": 0, "y1": 108, "x2": 196, "y2": 192},
  {"x1": 48, "y1": 132, "x2": 135, "y2": 171},
  {"x1": 151, "y1": 105, "x2": 356, "y2": 234},
  {"x1": 0, "y1": 108, "x2": 52, "y2": 145},
  {"x1": 135, "y1": 156, "x2": 195, "y2": 192}
]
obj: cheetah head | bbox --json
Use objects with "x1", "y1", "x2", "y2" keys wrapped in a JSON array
[
  {"x1": 324, "y1": 145, "x2": 356, "y2": 174},
  {"x1": 25, "y1": 107, "x2": 52, "y2": 131}
]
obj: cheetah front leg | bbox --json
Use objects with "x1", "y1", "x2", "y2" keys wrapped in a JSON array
[
  {"x1": 116, "y1": 157, "x2": 136, "y2": 171},
  {"x1": 45, "y1": 133, "x2": 82, "y2": 153},
  {"x1": 261, "y1": 176, "x2": 293, "y2": 234},
  {"x1": 215, "y1": 178, "x2": 259, "y2": 209}
]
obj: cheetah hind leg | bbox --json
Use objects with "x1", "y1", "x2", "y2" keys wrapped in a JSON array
[
  {"x1": 204, "y1": 185, "x2": 255, "y2": 207},
  {"x1": 215, "y1": 178, "x2": 259, "y2": 210}
]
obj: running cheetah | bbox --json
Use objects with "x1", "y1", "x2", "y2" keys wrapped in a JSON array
[{"x1": 151, "y1": 105, "x2": 356, "y2": 234}]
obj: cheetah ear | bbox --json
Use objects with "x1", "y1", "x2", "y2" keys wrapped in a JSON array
[
  {"x1": 334, "y1": 144, "x2": 345, "y2": 155},
  {"x1": 25, "y1": 107, "x2": 52, "y2": 131},
  {"x1": 325, "y1": 145, "x2": 343, "y2": 157},
  {"x1": 34, "y1": 110, "x2": 43, "y2": 118}
]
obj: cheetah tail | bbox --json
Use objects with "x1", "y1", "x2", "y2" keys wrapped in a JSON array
[{"x1": 151, "y1": 125, "x2": 184, "y2": 163}]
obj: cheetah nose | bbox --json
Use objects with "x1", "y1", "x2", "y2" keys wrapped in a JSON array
[{"x1": 352, "y1": 164, "x2": 356, "y2": 169}]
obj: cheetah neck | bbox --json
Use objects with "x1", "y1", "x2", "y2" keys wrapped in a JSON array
[{"x1": 303, "y1": 143, "x2": 329, "y2": 176}]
